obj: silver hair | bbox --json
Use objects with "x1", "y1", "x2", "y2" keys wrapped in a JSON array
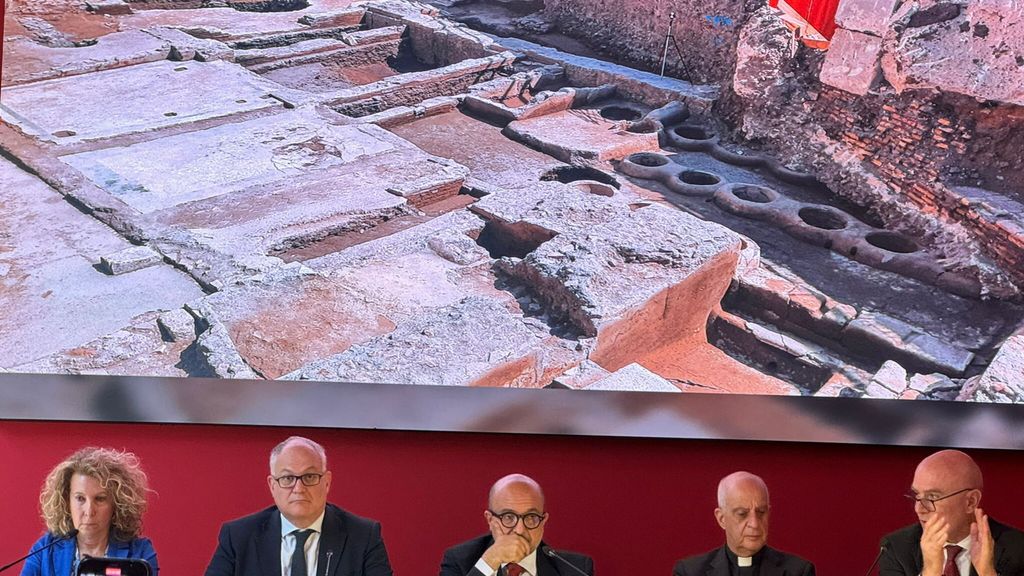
[{"x1": 269, "y1": 436, "x2": 328, "y2": 472}]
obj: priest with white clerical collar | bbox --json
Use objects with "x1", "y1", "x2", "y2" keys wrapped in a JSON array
[{"x1": 672, "y1": 471, "x2": 816, "y2": 576}]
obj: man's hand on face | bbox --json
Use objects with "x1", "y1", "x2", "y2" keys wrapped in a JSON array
[
  {"x1": 920, "y1": 514, "x2": 951, "y2": 576},
  {"x1": 970, "y1": 507, "x2": 997, "y2": 576},
  {"x1": 481, "y1": 533, "x2": 532, "y2": 572}
]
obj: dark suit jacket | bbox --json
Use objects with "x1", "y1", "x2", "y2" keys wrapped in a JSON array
[
  {"x1": 673, "y1": 546, "x2": 815, "y2": 576},
  {"x1": 204, "y1": 503, "x2": 392, "y2": 576},
  {"x1": 879, "y1": 518, "x2": 1024, "y2": 576},
  {"x1": 439, "y1": 534, "x2": 593, "y2": 576}
]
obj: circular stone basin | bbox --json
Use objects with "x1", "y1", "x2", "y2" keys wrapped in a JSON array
[
  {"x1": 677, "y1": 170, "x2": 721, "y2": 186},
  {"x1": 731, "y1": 184, "x2": 775, "y2": 203},
  {"x1": 626, "y1": 152, "x2": 670, "y2": 167},
  {"x1": 798, "y1": 206, "x2": 848, "y2": 230},
  {"x1": 866, "y1": 231, "x2": 919, "y2": 253},
  {"x1": 600, "y1": 106, "x2": 642, "y2": 121},
  {"x1": 673, "y1": 125, "x2": 714, "y2": 140}
]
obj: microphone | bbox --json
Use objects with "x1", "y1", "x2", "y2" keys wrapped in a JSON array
[
  {"x1": 0, "y1": 529, "x2": 79, "y2": 573},
  {"x1": 541, "y1": 546, "x2": 590, "y2": 576},
  {"x1": 864, "y1": 541, "x2": 890, "y2": 576}
]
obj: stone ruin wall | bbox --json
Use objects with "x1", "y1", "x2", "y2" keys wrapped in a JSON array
[
  {"x1": 541, "y1": 0, "x2": 751, "y2": 83},
  {"x1": 538, "y1": 0, "x2": 1024, "y2": 294},
  {"x1": 810, "y1": 87, "x2": 1024, "y2": 288}
]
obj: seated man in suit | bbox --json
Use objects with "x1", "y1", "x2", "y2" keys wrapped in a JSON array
[
  {"x1": 204, "y1": 436, "x2": 392, "y2": 576},
  {"x1": 674, "y1": 471, "x2": 815, "y2": 576},
  {"x1": 879, "y1": 449, "x2": 1024, "y2": 576},
  {"x1": 439, "y1": 473, "x2": 594, "y2": 576}
]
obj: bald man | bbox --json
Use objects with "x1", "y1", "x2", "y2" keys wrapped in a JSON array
[
  {"x1": 879, "y1": 450, "x2": 1024, "y2": 576},
  {"x1": 439, "y1": 474, "x2": 594, "y2": 576},
  {"x1": 673, "y1": 472, "x2": 814, "y2": 576}
]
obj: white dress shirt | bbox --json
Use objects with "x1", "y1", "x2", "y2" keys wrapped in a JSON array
[
  {"x1": 473, "y1": 547, "x2": 540, "y2": 576},
  {"x1": 280, "y1": 511, "x2": 325, "y2": 576}
]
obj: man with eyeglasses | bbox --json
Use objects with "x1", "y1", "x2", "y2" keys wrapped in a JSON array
[
  {"x1": 204, "y1": 436, "x2": 393, "y2": 576},
  {"x1": 674, "y1": 471, "x2": 815, "y2": 576},
  {"x1": 439, "y1": 473, "x2": 593, "y2": 576},
  {"x1": 879, "y1": 449, "x2": 1024, "y2": 576}
]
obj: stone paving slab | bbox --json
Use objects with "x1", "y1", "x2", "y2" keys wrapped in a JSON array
[
  {"x1": 116, "y1": 0, "x2": 361, "y2": 41},
  {"x1": 1, "y1": 59, "x2": 292, "y2": 145},
  {"x1": 504, "y1": 108, "x2": 661, "y2": 163},
  {"x1": 0, "y1": 158, "x2": 204, "y2": 369},
  {"x1": 61, "y1": 107, "x2": 404, "y2": 214},
  {"x1": 1, "y1": 30, "x2": 171, "y2": 86}
]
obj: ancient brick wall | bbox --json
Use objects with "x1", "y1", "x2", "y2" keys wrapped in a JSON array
[
  {"x1": 811, "y1": 86, "x2": 1024, "y2": 286},
  {"x1": 541, "y1": 0, "x2": 750, "y2": 83}
]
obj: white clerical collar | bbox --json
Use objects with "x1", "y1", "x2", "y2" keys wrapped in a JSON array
[
  {"x1": 737, "y1": 556, "x2": 753, "y2": 567},
  {"x1": 502, "y1": 548, "x2": 539, "y2": 575},
  {"x1": 280, "y1": 510, "x2": 326, "y2": 539}
]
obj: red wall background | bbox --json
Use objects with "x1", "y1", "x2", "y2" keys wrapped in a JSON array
[{"x1": 2, "y1": 420, "x2": 1023, "y2": 575}]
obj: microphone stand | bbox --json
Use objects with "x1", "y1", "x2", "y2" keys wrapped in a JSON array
[{"x1": 0, "y1": 529, "x2": 79, "y2": 573}]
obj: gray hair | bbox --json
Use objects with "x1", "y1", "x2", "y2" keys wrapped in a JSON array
[{"x1": 269, "y1": 436, "x2": 328, "y2": 472}]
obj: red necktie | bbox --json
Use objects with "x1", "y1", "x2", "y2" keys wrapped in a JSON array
[
  {"x1": 942, "y1": 545, "x2": 963, "y2": 576},
  {"x1": 506, "y1": 563, "x2": 526, "y2": 576}
]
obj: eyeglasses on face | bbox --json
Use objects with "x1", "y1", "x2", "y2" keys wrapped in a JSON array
[
  {"x1": 488, "y1": 510, "x2": 546, "y2": 529},
  {"x1": 273, "y1": 472, "x2": 325, "y2": 489},
  {"x1": 904, "y1": 487, "x2": 973, "y2": 512}
]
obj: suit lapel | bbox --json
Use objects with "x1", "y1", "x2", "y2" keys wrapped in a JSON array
[
  {"x1": 759, "y1": 547, "x2": 784, "y2": 576},
  {"x1": 256, "y1": 510, "x2": 282, "y2": 576},
  {"x1": 318, "y1": 506, "x2": 348, "y2": 576},
  {"x1": 536, "y1": 545, "x2": 557, "y2": 576},
  {"x1": 707, "y1": 546, "x2": 730, "y2": 576}
]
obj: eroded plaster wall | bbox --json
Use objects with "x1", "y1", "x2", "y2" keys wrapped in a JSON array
[{"x1": 541, "y1": 0, "x2": 753, "y2": 83}]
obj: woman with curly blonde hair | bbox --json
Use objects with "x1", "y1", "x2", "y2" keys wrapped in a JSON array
[{"x1": 21, "y1": 447, "x2": 159, "y2": 576}]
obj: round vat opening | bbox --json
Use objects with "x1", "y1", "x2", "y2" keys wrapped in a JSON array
[
  {"x1": 600, "y1": 106, "x2": 642, "y2": 121},
  {"x1": 732, "y1": 184, "x2": 774, "y2": 203},
  {"x1": 798, "y1": 206, "x2": 847, "y2": 230},
  {"x1": 626, "y1": 152, "x2": 670, "y2": 167},
  {"x1": 673, "y1": 125, "x2": 714, "y2": 140},
  {"x1": 866, "y1": 231, "x2": 919, "y2": 253},
  {"x1": 541, "y1": 165, "x2": 621, "y2": 189},
  {"x1": 677, "y1": 170, "x2": 721, "y2": 186}
]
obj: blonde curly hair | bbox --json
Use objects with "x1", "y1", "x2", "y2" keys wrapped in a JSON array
[{"x1": 39, "y1": 447, "x2": 149, "y2": 541}]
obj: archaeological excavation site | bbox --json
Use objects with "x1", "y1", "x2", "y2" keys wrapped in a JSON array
[{"x1": 1, "y1": 0, "x2": 1022, "y2": 402}]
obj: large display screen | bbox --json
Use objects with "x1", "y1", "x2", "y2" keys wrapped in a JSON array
[{"x1": 2, "y1": 0, "x2": 1021, "y2": 447}]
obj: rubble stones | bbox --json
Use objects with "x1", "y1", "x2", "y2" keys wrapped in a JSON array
[
  {"x1": 960, "y1": 334, "x2": 1024, "y2": 402},
  {"x1": 819, "y1": 28, "x2": 883, "y2": 96},
  {"x1": 879, "y1": 0, "x2": 1024, "y2": 105},
  {"x1": 868, "y1": 359, "x2": 908, "y2": 396},
  {"x1": 584, "y1": 363, "x2": 680, "y2": 392},
  {"x1": 157, "y1": 308, "x2": 198, "y2": 343},
  {"x1": 834, "y1": 0, "x2": 901, "y2": 36},
  {"x1": 100, "y1": 245, "x2": 163, "y2": 276}
]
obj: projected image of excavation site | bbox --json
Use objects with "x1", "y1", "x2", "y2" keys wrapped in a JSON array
[{"x1": 2, "y1": 0, "x2": 1023, "y2": 402}]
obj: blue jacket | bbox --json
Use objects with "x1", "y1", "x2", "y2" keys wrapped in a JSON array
[{"x1": 20, "y1": 532, "x2": 159, "y2": 576}]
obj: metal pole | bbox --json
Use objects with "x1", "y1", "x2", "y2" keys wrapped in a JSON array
[{"x1": 660, "y1": 11, "x2": 676, "y2": 77}]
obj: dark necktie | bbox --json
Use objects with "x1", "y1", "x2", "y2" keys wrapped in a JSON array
[
  {"x1": 291, "y1": 529, "x2": 313, "y2": 576},
  {"x1": 942, "y1": 544, "x2": 963, "y2": 576},
  {"x1": 505, "y1": 563, "x2": 526, "y2": 576}
]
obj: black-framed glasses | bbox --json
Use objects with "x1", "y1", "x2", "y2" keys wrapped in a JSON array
[
  {"x1": 273, "y1": 473, "x2": 325, "y2": 489},
  {"x1": 488, "y1": 510, "x2": 546, "y2": 529},
  {"x1": 904, "y1": 488, "x2": 973, "y2": 512}
]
